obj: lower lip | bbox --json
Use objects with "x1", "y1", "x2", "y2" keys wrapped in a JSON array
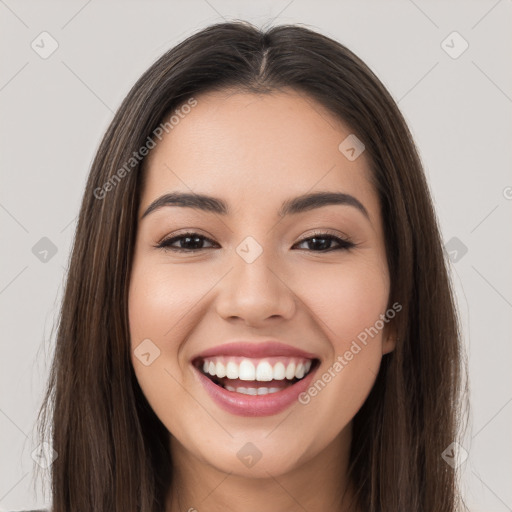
[{"x1": 194, "y1": 364, "x2": 318, "y2": 417}]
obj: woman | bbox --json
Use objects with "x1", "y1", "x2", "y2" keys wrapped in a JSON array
[{"x1": 33, "y1": 20, "x2": 468, "y2": 512}]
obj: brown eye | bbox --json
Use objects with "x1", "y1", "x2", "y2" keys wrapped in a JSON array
[
  {"x1": 156, "y1": 232, "x2": 217, "y2": 252},
  {"x1": 155, "y1": 231, "x2": 355, "y2": 253},
  {"x1": 293, "y1": 232, "x2": 355, "y2": 252}
]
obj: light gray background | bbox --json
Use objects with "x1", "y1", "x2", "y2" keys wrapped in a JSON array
[{"x1": 1, "y1": 0, "x2": 511, "y2": 510}]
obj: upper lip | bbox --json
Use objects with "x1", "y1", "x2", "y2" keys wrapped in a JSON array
[{"x1": 192, "y1": 341, "x2": 319, "y2": 361}]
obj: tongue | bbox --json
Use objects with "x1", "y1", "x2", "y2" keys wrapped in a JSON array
[{"x1": 216, "y1": 377, "x2": 294, "y2": 390}]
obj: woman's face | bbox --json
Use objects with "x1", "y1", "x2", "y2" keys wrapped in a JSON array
[{"x1": 129, "y1": 88, "x2": 396, "y2": 478}]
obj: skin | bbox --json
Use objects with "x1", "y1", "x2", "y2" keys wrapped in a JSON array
[{"x1": 128, "y1": 88, "x2": 397, "y2": 512}]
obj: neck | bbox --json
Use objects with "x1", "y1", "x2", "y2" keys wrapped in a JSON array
[{"x1": 166, "y1": 424, "x2": 357, "y2": 512}]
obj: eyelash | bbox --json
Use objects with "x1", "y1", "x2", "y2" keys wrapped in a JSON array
[{"x1": 155, "y1": 230, "x2": 356, "y2": 253}]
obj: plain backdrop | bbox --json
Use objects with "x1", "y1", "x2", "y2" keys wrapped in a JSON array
[{"x1": 1, "y1": 0, "x2": 511, "y2": 510}]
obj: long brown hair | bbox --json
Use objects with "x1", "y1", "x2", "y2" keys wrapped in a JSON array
[{"x1": 37, "y1": 20, "x2": 468, "y2": 511}]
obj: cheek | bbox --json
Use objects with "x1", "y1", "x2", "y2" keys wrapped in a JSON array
[
  {"x1": 128, "y1": 260, "x2": 199, "y2": 405},
  {"x1": 292, "y1": 257, "x2": 389, "y2": 442},
  {"x1": 128, "y1": 260, "x2": 209, "y2": 439},
  {"x1": 128, "y1": 260, "x2": 210, "y2": 343},
  {"x1": 292, "y1": 256, "x2": 390, "y2": 343}
]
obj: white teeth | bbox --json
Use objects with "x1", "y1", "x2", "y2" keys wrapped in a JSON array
[
  {"x1": 226, "y1": 361, "x2": 239, "y2": 379},
  {"x1": 201, "y1": 357, "x2": 315, "y2": 382},
  {"x1": 216, "y1": 361, "x2": 226, "y2": 378},
  {"x1": 239, "y1": 359, "x2": 256, "y2": 381},
  {"x1": 273, "y1": 362, "x2": 286, "y2": 380},
  {"x1": 256, "y1": 361, "x2": 273, "y2": 381},
  {"x1": 285, "y1": 362, "x2": 296, "y2": 380},
  {"x1": 225, "y1": 386, "x2": 283, "y2": 395}
]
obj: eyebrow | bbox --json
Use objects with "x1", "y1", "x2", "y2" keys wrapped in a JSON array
[{"x1": 141, "y1": 191, "x2": 370, "y2": 221}]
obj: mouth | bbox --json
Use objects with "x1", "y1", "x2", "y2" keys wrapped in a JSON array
[
  {"x1": 192, "y1": 356, "x2": 320, "y2": 396},
  {"x1": 190, "y1": 341, "x2": 321, "y2": 416}
]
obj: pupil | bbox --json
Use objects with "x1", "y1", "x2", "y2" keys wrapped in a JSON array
[
  {"x1": 310, "y1": 237, "x2": 330, "y2": 250},
  {"x1": 183, "y1": 236, "x2": 202, "y2": 249}
]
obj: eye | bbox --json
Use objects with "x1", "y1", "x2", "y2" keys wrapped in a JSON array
[
  {"x1": 292, "y1": 231, "x2": 355, "y2": 252},
  {"x1": 155, "y1": 232, "x2": 218, "y2": 252},
  {"x1": 155, "y1": 230, "x2": 356, "y2": 253}
]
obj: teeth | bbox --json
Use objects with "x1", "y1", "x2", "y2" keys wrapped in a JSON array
[
  {"x1": 255, "y1": 361, "x2": 273, "y2": 381},
  {"x1": 273, "y1": 362, "x2": 286, "y2": 380},
  {"x1": 200, "y1": 356, "x2": 315, "y2": 382},
  {"x1": 239, "y1": 359, "x2": 256, "y2": 381},
  {"x1": 216, "y1": 361, "x2": 226, "y2": 378},
  {"x1": 226, "y1": 361, "x2": 239, "y2": 379},
  {"x1": 285, "y1": 362, "x2": 296, "y2": 380},
  {"x1": 225, "y1": 385, "x2": 283, "y2": 395}
]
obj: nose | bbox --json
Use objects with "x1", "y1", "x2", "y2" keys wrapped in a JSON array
[{"x1": 215, "y1": 246, "x2": 297, "y2": 327}]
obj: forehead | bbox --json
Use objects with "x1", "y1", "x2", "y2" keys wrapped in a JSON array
[{"x1": 140, "y1": 88, "x2": 379, "y2": 223}]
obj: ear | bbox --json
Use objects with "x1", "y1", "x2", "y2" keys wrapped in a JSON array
[{"x1": 382, "y1": 321, "x2": 398, "y2": 355}]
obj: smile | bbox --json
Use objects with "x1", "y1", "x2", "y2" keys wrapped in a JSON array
[
  {"x1": 197, "y1": 356, "x2": 315, "y2": 395},
  {"x1": 190, "y1": 341, "x2": 320, "y2": 416}
]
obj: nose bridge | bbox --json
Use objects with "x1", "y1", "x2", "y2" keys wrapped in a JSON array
[{"x1": 215, "y1": 234, "x2": 296, "y2": 323}]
